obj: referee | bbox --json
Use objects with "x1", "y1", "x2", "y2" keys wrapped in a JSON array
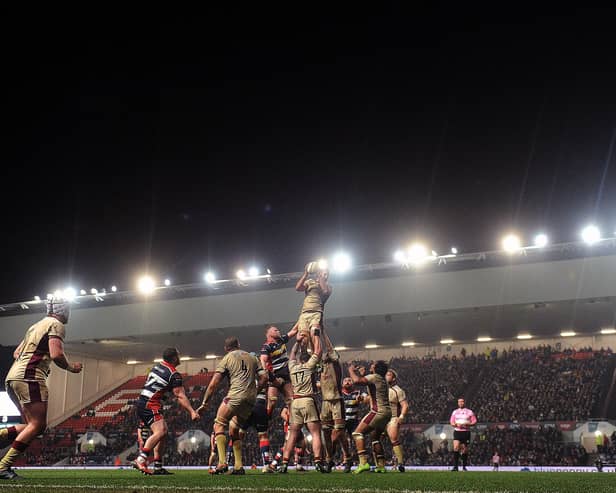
[{"x1": 449, "y1": 397, "x2": 477, "y2": 471}]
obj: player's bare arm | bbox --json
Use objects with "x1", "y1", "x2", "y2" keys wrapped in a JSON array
[
  {"x1": 49, "y1": 337, "x2": 82, "y2": 373},
  {"x1": 399, "y1": 399, "x2": 409, "y2": 422},
  {"x1": 348, "y1": 363, "x2": 368, "y2": 385},
  {"x1": 295, "y1": 270, "x2": 309, "y2": 291},
  {"x1": 173, "y1": 386, "x2": 200, "y2": 421},
  {"x1": 198, "y1": 371, "x2": 223, "y2": 413},
  {"x1": 287, "y1": 322, "x2": 299, "y2": 339}
]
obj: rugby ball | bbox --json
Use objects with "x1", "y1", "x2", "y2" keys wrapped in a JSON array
[{"x1": 306, "y1": 261, "x2": 319, "y2": 274}]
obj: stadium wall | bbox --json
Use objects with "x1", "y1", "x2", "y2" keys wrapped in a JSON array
[{"x1": 1, "y1": 255, "x2": 616, "y2": 345}]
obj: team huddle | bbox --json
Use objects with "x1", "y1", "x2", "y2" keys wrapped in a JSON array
[{"x1": 1, "y1": 261, "x2": 477, "y2": 479}]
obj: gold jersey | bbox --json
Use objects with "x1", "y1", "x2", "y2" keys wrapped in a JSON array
[
  {"x1": 320, "y1": 351, "x2": 342, "y2": 400},
  {"x1": 289, "y1": 354, "x2": 319, "y2": 397},
  {"x1": 301, "y1": 278, "x2": 327, "y2": 313},
  {"x1": 216, "y1": 350, "x2": 264, "y2": 401},
  {"x1": 366, "y1": 373, "x2": 391, "y2": 416},
  {"x1": 6, "y1": 317, "x2": 66, "y2": 383},
  {"x1": 388, "y1": 384, "x2": 407, "y2": 418}
]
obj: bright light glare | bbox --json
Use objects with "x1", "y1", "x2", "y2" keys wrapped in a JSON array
[
  {"x1": 477, "y1": 336, "x2": 492, "y2": 342},
  {"x1": 205, "y1": 354, "x2": 217, "y2": 359},
  {"x1": 236, "y1": 269, "x2": 246, "y2": 280},
  {"x1": 502, "y1": 234, "x2": 521, "y2": 253},
  {"x1": 180, "y1": 356, "x2": 193, "y2": 361},
  {"x1": 407, "y1": 243, "x2": 429, "y2": 264},
  {"x1": 332, "y1": 252, "x2": 352, "y2": 273},
  {"x1": 534, "y1": 233, "x2": 549, "y2": 248},
  {"x1": 560, "y1": 331, "x2": 576, "y2": 337},
  {"x1": 364, "y1": 344, "x2": 378, "y2": 349},
  {"x1": 63, "y1": 288, "x2": 77, "y2": 301},
  {"x1": 394, "y1": 250, "x2": 406, "y2": 263},
  {"x1": 402, "y1": 341, "x2": 416, "y2": 347},
  {"x1": 440, "y1": 338, "x2": 454, "y2": 344},
  {"x1": 318, "y1": 258, "x2": 328, "y2": 270},
  {"x1": 164, "y1": 279, "x2": 171, "y2": 286},
  {"x1": 517, "y1": 333, "x2": 532, "y2": 340},
  {"x1": 126, "y1": 360, "x2": 138, "y2": 365},
  {"x1": 248, "y1": 266, "x2": 259, "y2": 277},
  {"x1": 581, "y1": 225, "x2": 601, "y2": 245},
  {"x1": 54, "y1": 290, "x2": 62, "y2": 298},
  {"x1": 204, "y1": 272, "x2": 216, "y2": 284},
  {"x1": 80, "y1": 290, "x2": 86, "y2": 295},
  {"x1": 137, "y1": 276, "x2": 155, "y2": 295},
  {"x1": 451, "y1": 247, "x2": 458, "y2": 255},
  {"x1": 595, "y1": 430, "x2": 603, "y2": 437},
  {"x1": 34, "y1": 296, "x2": 41, "y2": 302},
  {"x1": 90, "y1": 288, "x2": 98, "y2": 295},
  {"x1": 190, "y1": 437, "x2": 197, "y2": 444},
  {"x1": 439, "y1": 433, "x2": 447, "y2": 440},
  {"x1": 46, "y1": 293, "x2": 53, "y2": 300},
  {"x1": 111, "y1": 286, "x2": 117, "y2": 292},
  {"x1": 600, "y1": 328, "x2": 616, "y2": 335},
  {"x1": 334, "y1": 346, "x2": 348, "y2": 351}
]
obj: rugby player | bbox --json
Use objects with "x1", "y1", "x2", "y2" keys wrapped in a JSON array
[
  {"x1": 342, "y1": 377, "x2": 366, "y2": 470},
  {"x1": 0, "y1": 297, "x2": 82, "y2": 480},
  {"x1": 260, "y1": 324, "x2": 298, "y2": 416},
  {"x1": 245, "y1": 386, "x2": 273, "y2": 472},
  {"x1": 295, "y1": 264, "x2": 331, "y2": 352},
  {"x1": 348, "y1": 360, "x2": 392, "y2": 474},
  {"x1": 319, "y1": 330, "x2": 351, "y2": 472},
  {"x1": 385, "y1": 369, "x2": 408, "y2": 472},
  {"x1": 198, "y1": 337, "x2": 268, "y2": 475},
  {"x1": 449, "y1": 397, "x2": 477, "y2": 471},
  {"x1": 279, "y1": 332, "x2": 325, "y2": 473},
  {"x1": 270, "y1": 405, "x2": 308, "y2": 472},
  {"x1": 133, "y1": 348, "x2": 200, "y2": 475}
]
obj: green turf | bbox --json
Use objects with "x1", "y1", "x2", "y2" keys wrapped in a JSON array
[{"x1": 0, "y1": 469, "x2": 613, "y2": 493}]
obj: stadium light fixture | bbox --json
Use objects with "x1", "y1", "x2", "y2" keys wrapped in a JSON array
[
  {"x1": 402, "y1": 341, "x2": 416, "y2": 347},
  {"x1": 407, "y1": 243, "x2": 429, "y2": 265},
  {"x1": 517, "y1": 333, "x2": 532, "y2": 340},
  {"x1": 126, "y1": 360, "x2": 139, "y2": 365},
  {"x1": 581, "y1": 224, "x2": 601, "y2": 245},
  {"x1": 180, "y1": 356, "x2": 193, "y2": 361},
  {"x1": 332, "y1": 252, "x2": 352, "y2": 273},
  {"x1": 46, "y1": 293, "x2": 54, "y2": 300},
  {"x1": 236, "y1": 269, "x2": 246, "y2": 280},
  {"x1": 248, "y1": 266, "x2": 259, "y2": 277},
  {"x1": 502, "y1": 234, "x2": 522, "y2": 253},
  {"x1": 34, "y1": 296, "x2": 41, "y2": 302},
  {"x1": 190, "y1": 437, "x2": 197, "y2": 444},
  {"x1": 164, "y1": 279, "x2": 171, "y2": 287},
  {"x1": 560, "y1": 331, "x2": 576, "y2": 337},
  {"x1": 63, "y1": 288, "x2": 77, "y2": 302},
  {"x1": 393, "y1": 250, "x2": 406, "y2": 263},
  {"x1": 334, "y1": 346, "x2": 348, "y2": 351},
  {"x1": 111, "y1": 285, "x2": 117, "y2": 292},
  {"x1": 153, "y1": 358, "x2": 163, "y2": 363},
  {"x1": 54, "y1": 290, "x2": 62, "y2": 298},
  {"x1": 80, "y1": 289, "x2": 86, "y2": 295},
  {"x1": 595, "y1": 430, "x2": 603, "y2": 437},
  {"x1": 137, "y1": 276, "x2": 155, "y2": 295},
  {"x1": 439, "y1": 433, "x2": 447, "y2": 440},
  {"x1": 440, "y1": 338, "x2": 454, "y2": 344},
  {"x1": 364, "y1": 344, "x2": 379, "y2": 349},
  {"x1": 204, "y1": 272, "x2": 216, "y2": 284},
  {"x1": 451, "y1": 247, "x2": 458, "y2": 255},
  {"x1": 534, "y1": 233, "x2": 549, "y2": 248},
  {"x1": 477, "y1": 336, "x2": 492, "y2": 342},
  {"x1": 600, "y1": 328, "x2": 616, "y2": 335},
  {"x1": 205, "y1": 354, "x2": 217, "y2": 359},
  {"x1": 90, "y1": 288, "x2": 98, "y2": 295}
]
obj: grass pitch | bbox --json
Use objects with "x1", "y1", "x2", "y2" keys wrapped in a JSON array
[{"x1": 0, "y1": 469, "x2": 613, "y2": 493}]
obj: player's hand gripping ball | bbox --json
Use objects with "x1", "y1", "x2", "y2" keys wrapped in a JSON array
[{"x1": 306, "y1": 261, "x2": 319, "y2": 274}]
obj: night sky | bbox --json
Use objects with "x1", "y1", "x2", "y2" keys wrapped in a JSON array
[{"x1": 2, "y1": 6, "x2": 615, "y2": 303}]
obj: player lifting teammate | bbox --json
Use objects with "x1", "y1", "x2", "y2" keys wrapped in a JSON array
[
  {"x1": 295, "y1": 261, "x2": 331, "y2": 352},
  {"x1": 279, "y1": 332, "x2": 326, "y2": 473},
  {"x1": 449, "y1": 397, "x2": 477, "y2": 471},
  {"x1": 198, "y1": 337, "x2": 268, "y2": 475},
  {"x1": 319, "y1": 329, "x2": 351, "y2": 472},
  {"x1": 385, "y1": 369, "x2": 408, "y2": 472},
  {"x1": 348, "y1": 360, "x2": 392, "y2": 474},
  {"x1": 133, "y1": 348, "x2": 200, "y2": 475},
  {"x1": 0, "y1": 297, "x2": 82, "y2": 480}
]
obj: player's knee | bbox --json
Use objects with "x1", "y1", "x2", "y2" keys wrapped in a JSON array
[
  {"x1": 352, "y1": 432, "x2": 363, "y2": 441},
  {"x1": 215, "y1": 416, "x2": 229, "y2": 428}
]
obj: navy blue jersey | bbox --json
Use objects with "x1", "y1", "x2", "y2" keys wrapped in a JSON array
[
  {"x1": 261, "y1": 334, "x2": 290, "y2": 372},
  {"x1": 138, "y1": 361, "x2": 183, "y2": 410},
  {"x1": 342, "y1": 389, "x2": 366, "y2": 422}
]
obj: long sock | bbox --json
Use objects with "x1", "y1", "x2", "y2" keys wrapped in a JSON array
[
  {"x1": 153, "y1": 455, "x2": 162, "y2": 469},
  {"x1": 0, "y1": 440, "x2": 28, "y2": 470},
  {"x1": 0, "y1": 427, "x2": 17, "y2": 445},
  {"x1": 358, "y1": 450, "x2": 368, "y2": 465},
  {"x1": 215, "y1": 434, "x2": 228, "y2": 466},
  {"x1": 138, "y1": 447, "x2": 150, "y2": 463},
  {"x1": 393, "y1": 443, "x2": 404, "y2": 465},
  {"x1": 233, "y1": 439, "x2": 243, "y2": 469},
  {"x1": 453, "y1": 451, "x2": 460, "y2": 467},
  {"x1": 259, "y1": 438, "x2": 271, "y2": 464},
  {"x1": 376, "y1": 454, "x2": 386, "y2": 468},
  {"x1": 272, "y1": 450, "x2": 282, "y2": 466},
  {"x1": 462, "y1": 453, "x2": 468, "y2": 467}
]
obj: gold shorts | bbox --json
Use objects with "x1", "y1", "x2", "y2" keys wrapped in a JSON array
[
  {"x1": 222, "y1": 395, "x2": 255, "y2": 427},
  {"x1": 320, "y1": 399, "x2": 345, "y2": 427},
  {"x1": 297, "y1": 311, "x2": 323, "y2": 338},
  {"x1": 290, "y1": 397, "x2": 320, "y2": 425},
  {"x1": 6, "y1": 380, "x2": 49, "y2": 405},
  {"x1": 360, "y1": 411, "x2": 391, "y2": 434}
]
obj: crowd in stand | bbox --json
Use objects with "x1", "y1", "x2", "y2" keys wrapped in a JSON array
[{"x1": 20, "y1": 345, "x2": 613, "y2": 467}]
